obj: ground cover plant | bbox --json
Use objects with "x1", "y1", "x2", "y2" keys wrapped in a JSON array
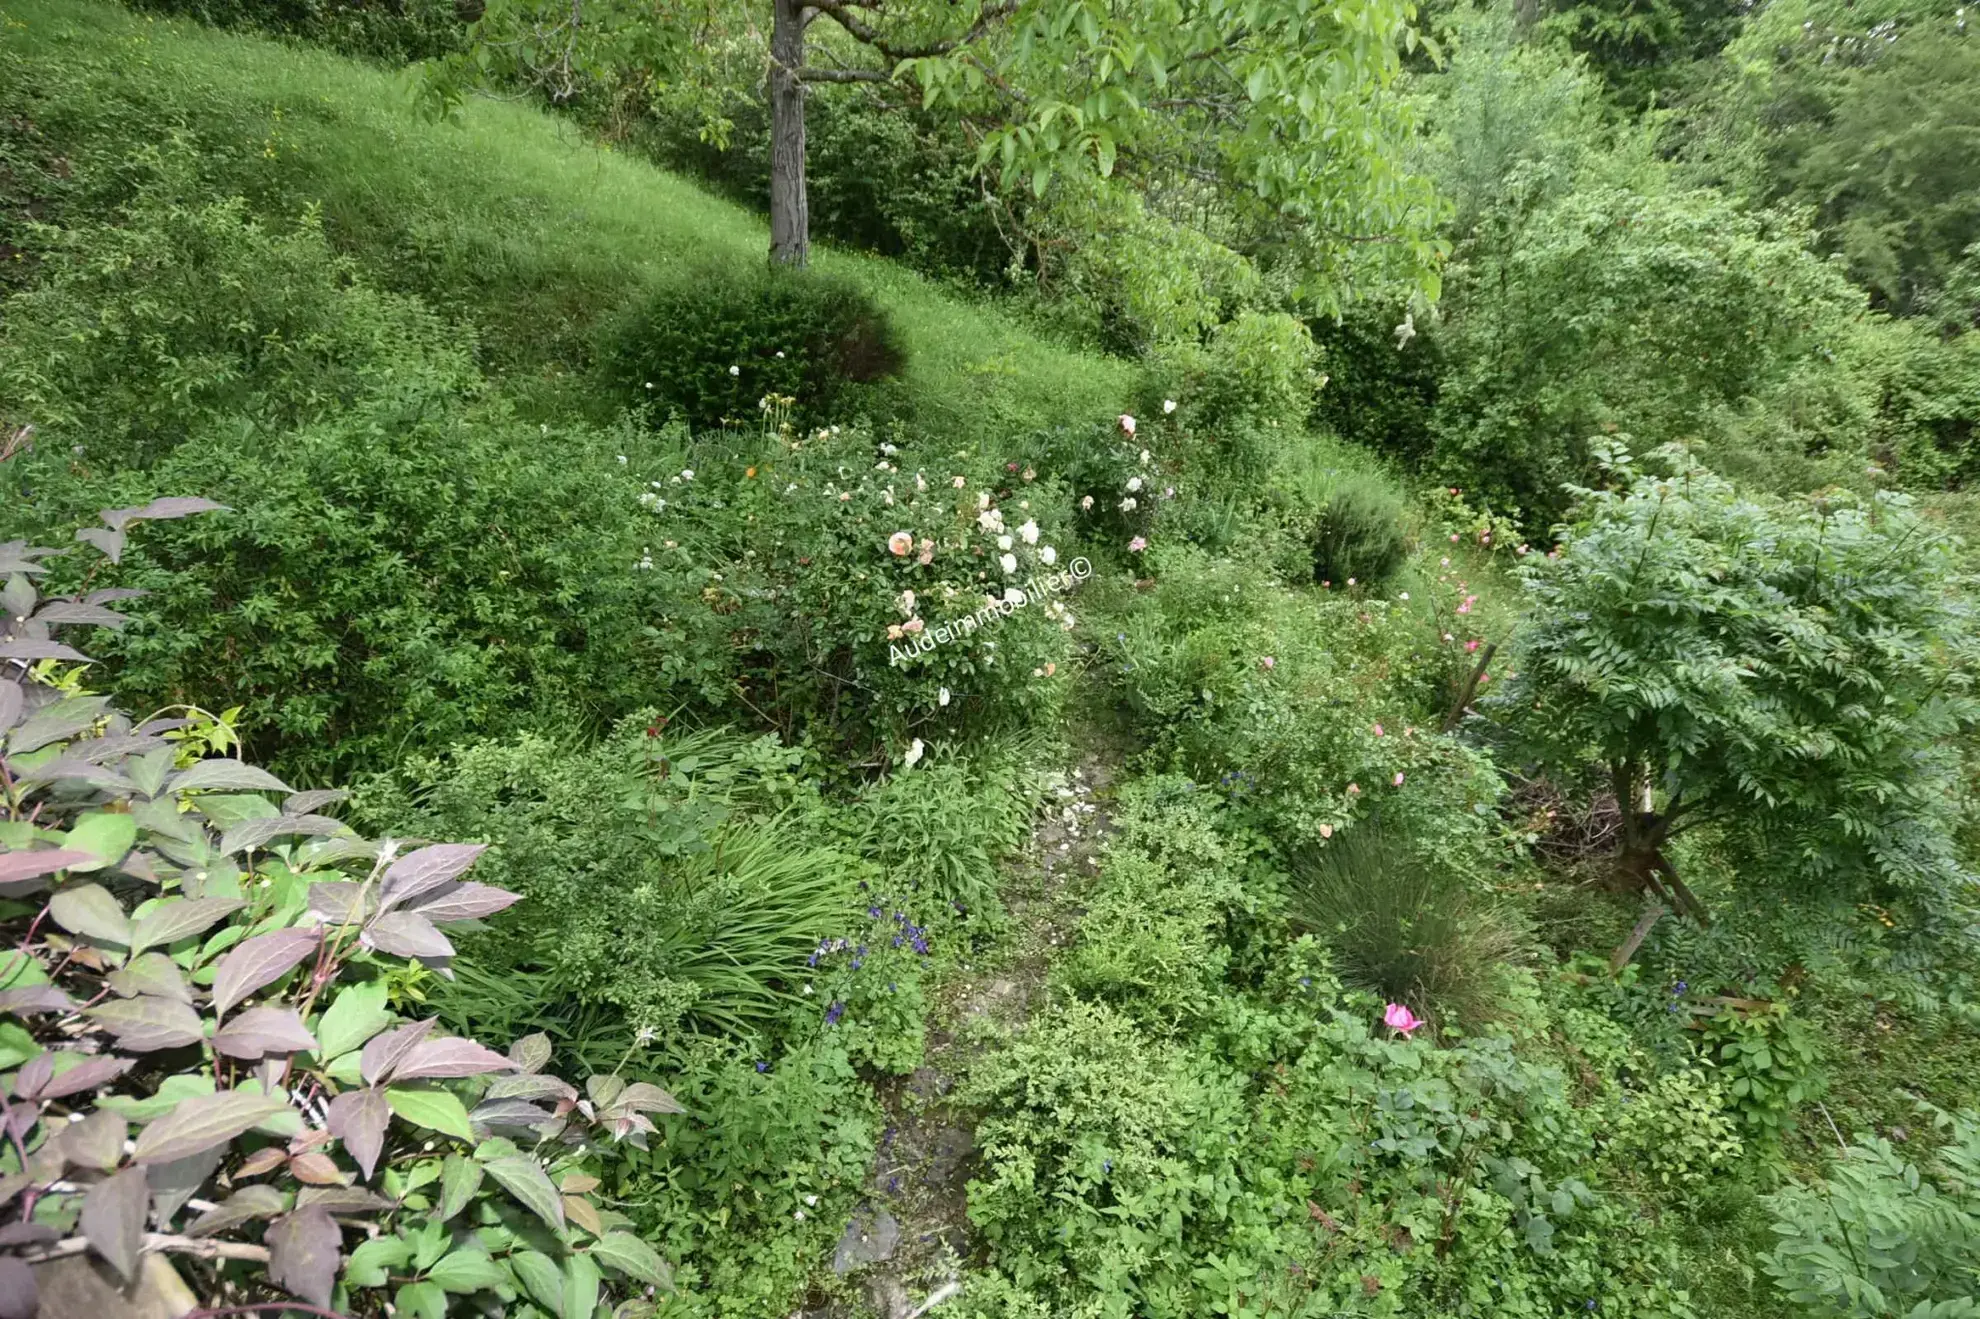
[{"x1": 5, "y1": 0, "x2": 1980, "y2": 1315}]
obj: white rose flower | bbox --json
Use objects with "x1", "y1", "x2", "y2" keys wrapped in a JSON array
[
  {"x1": 1163, "y1": 399, "x2": 1177, "y2": 415},
  {"x1": 903, "y1": 739, "x2": 925, "y2": 768},
  {"x1": 1126, "y1": 476, "x2": 1142, "y2": 492},
  {"x1": 1000, "y1": 552, "x2": 1019, "y2": 574},
  {"x1": 1119, "y1": 497, "x2": 1138, "y2": 512},
  {"x1": 938, "y1": 687, "x2": 951, "y2": 707},
  {"x1": 1039, "y1": 546, "x2": 1057, "y2": 566},
  {"x1": 1018, "y1": 519, "x2": 1039, "y2": 544},
  {"x1": 997, "y1": 534, "x2": 1014, "y2": 551}
]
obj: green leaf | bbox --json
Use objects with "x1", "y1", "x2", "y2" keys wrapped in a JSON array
[
  {"x1": 484, "y1": 1155, "x2": 565, "y2": 1231},
  {"x1": 345, "y1": 1235, "x2": 413, "y2": 1288},
  {"x1": 0, "y1": 1020, "x2": 42, "y2": 1070},
  {"x1": 387, "y1": 1086, "x2": 476, "y2": 1142},
  {"x1": 511, "y1": 1250, "x2": 565, "y2": 1316},
  {"x1": 437, "y1": 1154, "x2": 484, "y2": 1222},
  {"x1": 394, "y1": 1280, "x2": 448, "y2": 1319},
  {"x1": 590, "y1": 1233, "x2": 671, "y2": 1289},
  {"x1": 562, "y1": 1250, "x2": 600, "y2": 1319},
  {"x1": 427, "y1": 1247, "x2": 512, "y2": 1295},
  {"x1": 49, "y1": 882, "x2": 131, "y2": 945},
  {"x1": 60, "y1": 812, "x2": 137, "y2": 872}
]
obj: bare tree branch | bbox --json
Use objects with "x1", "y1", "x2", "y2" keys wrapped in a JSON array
[{"x1": 809, "y1": 0, "x2": 1018, "y2": 64}]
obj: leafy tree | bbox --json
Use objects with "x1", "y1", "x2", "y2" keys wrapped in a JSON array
[
  {"x1": 1691, "y1": 0, "x2": 1980, "y2": 327},
  {"x1": 433, "y1": 0, "x2": 1447, "y2": 310},
  {"x1": 1495, "y1": 445, "x2": 1980, "y2": 964}
]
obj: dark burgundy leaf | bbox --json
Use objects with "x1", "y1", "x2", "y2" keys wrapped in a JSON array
[
  {"x1": 0, "y1": 984, "x2": 76, "y2": 1015},
  {"x1": 212, "y1": 1007, "x2": 319, "y2": 1060},
  {"x1": 132, "y1": 497, "x2": 230, "y2": 523},
  {"x1": 81, "y1": 1166, "x2": 148, "y2": 1282},
  {"x1": 166, "y1": 759, "x2": 293, "y2": 795},
  {"x1": 413, "y1": 882, "x2": 523, "y2": 925},
  {"x1": 57, "y1": 1110, "x2": 127, "y2": 1170},
  {"x1": 0, "y1": 849, "x2": 94, "y2": 890},
  {"x1": 287, "y1": 1151, "x2": 345, "y2": 1186},
  {"x1": 132, "y1": 1090, "x2": 291, "y2": 1164},
  {"x1": 86, "y1": 995, "x2": 204, "y2": 1051},
  {"x1": 31, "y1": 602, "x2": 130, "y2": 630},
  {"x1": 361, "y1": 911, "x2": 453, "y2": 960},
  {"x1": 211, "y1": 928, "x2": 321, "y2": 1017},
  {"x1": 149, "y1": 1143, "x2": 225, "y2": 1224},
  {"x1": 10, "y1": 1053, "x2": 51, "y2": 1099},
  {"x1": 0, "y1": 1254, "x2": 35, "y2": 1319},
  {"x1": 359, "y1": 1018, "x2": 436, "y2": 1086},
  {"x1": 83, "y1": 588, "x2": 146, "y2": 606},
  {"x1": 470, "y1": 1098, "x2": 553, "y2": 1131},
  {"x1": 295, "y1": 1185, "x2": 394, "y2": 1214},
  {"x1": 0, "y1": 680, "x2": 20, "y2": 732},
  {"x1": 611, "y1": 1082, "x2": 685, "y2": 1115},
  {"x1": 486, "y1": 1073, "x2": 579, "y2": 1103},
  {"x1": 0, "y1": 1223, "x2": 56, "y2": 1247},
  {"x1": 187, "y1": 1184, "x2": 286, "y2": 1237},
  {"x1": 325, "y1": 1087, "x2": 391, "y2": 1182},
  {"x1": 391, "y1": 1037, "x2": 516, "y2": 1082},
  {"x1": 507, "y1": 1032, "x2": 552, "y2": 1074},
  {"x1": 266, "y1": 1206, "x2": 341, "y2": 1308},
  {"x1": 132, "y1": 717, "x2": 191, "y2": 736},
  {"x1": 378, "y1": 843, "x2": 487, "y2": 912},
  {"x1": 283, "y1": 789, "x2": 349, "y2": 816},
  {"x1": 8, "y1": 694, "x2": 110, "y2": 753},
  {"x1": 32, "y1": 1053, "x2": 136, "y2": 1100},
  {"x1": 219, "y1": 814, "x2": 349, "y2": 856},
  {"x1": 127, "y1": 896, "x2": 248, "y2": 957},
  {"x1": 306, "y1": 880, "x2": 367, "y2": 925},
  {"x1": 74, "y1": 526, "x2": 124, "y2": 564},
  {"x1": 107, "y1": 952, "x2": 192, "y2": 1003},
  {"x1": 0, "y1": 637, "x2": 88, "y2": 663}
]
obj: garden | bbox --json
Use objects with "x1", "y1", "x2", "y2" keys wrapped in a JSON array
[{"x1": 2, "y1": 0, "x2": 1980, "y2": 1315}]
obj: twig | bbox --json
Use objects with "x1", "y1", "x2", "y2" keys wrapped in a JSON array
[
  {"x1": 1607, "y1": 896, "x2": 1665, "y2": 974},
  {"x1": 15, "y1": 1232, "x2": 271, "y2": 1266}
]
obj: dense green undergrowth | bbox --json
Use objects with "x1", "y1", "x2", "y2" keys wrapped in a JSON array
[{"x1": 4, "y1": 1, "x2": 1980, "y2": 1316}]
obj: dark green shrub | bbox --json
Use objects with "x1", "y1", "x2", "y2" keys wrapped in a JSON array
[
  {"x1": 1288, "y1": 823, "x2": 1523, "y2": 1027},
  {"x1": 128, "y1": 0, "x2": 468, "y2": 63},
  {"x1": 5, "y1": 387, "x2": 730, "y2": 781},
  {"x1": 605, "y1": 261, "x2": 906, "y2": 430},
  {"x1": 0, "y1": 545, "x2": 678, "y2": 1312},
  {"x1": 1307, "y1": 469, "x2": 1409, "y2": 588},
  {"x1": 0, "y1": 179, "x2": 475, "y2": 471}
]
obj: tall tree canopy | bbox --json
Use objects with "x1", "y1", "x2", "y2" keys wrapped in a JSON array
[{"x1": 433, "y1": 0, "x2": 1447, "y2": 311}]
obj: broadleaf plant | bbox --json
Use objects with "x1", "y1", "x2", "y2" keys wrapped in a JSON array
[{"x1": 0, "y1": 505, "x2": 677, "y2": 1315}]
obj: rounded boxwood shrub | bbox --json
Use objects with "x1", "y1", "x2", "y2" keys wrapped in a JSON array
[{"x1": 606, "y1": 260, "x2": 907, "y2": 431}]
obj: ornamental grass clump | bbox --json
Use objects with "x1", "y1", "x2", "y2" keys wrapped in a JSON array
[{"x1": 1287, "y1": 823, "x2": 1522, "y2": 1029}]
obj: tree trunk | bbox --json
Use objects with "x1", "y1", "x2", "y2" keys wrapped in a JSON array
[{"x1": 768, "y1": 0, "x2": 810, "y2": 266}]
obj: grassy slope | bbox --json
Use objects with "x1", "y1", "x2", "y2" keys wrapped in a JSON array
[{"x1": 2, "y1": 0, "x2": 1130, "y2": 432}]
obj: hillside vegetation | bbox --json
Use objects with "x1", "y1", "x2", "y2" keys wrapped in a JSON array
[{"x1": 2, "y1": 0, "x2": 1980, "y2": 1317}]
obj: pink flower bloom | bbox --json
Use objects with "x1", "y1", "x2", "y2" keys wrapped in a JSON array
[
  {"x1": 1384, "y1": 1003, "x2": 1423, "y2": 1036},
  {"x1": 1450, "y1": 533, "x2": 1459, "y2": 542},
  {"x1": 1373, "y1": 723, "x2": 1384, "y2": 737},
  {"x1": 888, "y1": 531, "x2": 914, "y2": 556},
  {"x1": 1128, "y1": 536, "x2": 1148, "y2": 552},
  {"x1": 1260, "y1": 656, "x2": 1276, "y2": 670},
  {"x1": 1465, "y1": 639, "x2": 1480, "y2": 653},
  {"x1": 1392, "y1": 772, "x2": 1405, "y2": 787},
  {"x1": 1119, "y1": 414, "x2": 1137, "y2": 436},
  {"x1": 1347, "y1": 783, "x2": 1360, "y2": 795}
]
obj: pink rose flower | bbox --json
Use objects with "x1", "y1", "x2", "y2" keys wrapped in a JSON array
[
  {"x1": 888, "y1": 531, "x2": 914, "y2": 556},
  {"x1": 1384, "y1": 1003, "x2": 1423, "y2": 1036},
  {"x1": 1128, "y1": 536, "x2": 1148, "y2": 552},
  {"x1": 1119, "y1": 414, "x2": 1137, "y2": 436}
]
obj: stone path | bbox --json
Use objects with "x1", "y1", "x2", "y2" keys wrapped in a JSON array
[{"x1": 816, "y1": 748, "x2": 1119, "y2": 1319}]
